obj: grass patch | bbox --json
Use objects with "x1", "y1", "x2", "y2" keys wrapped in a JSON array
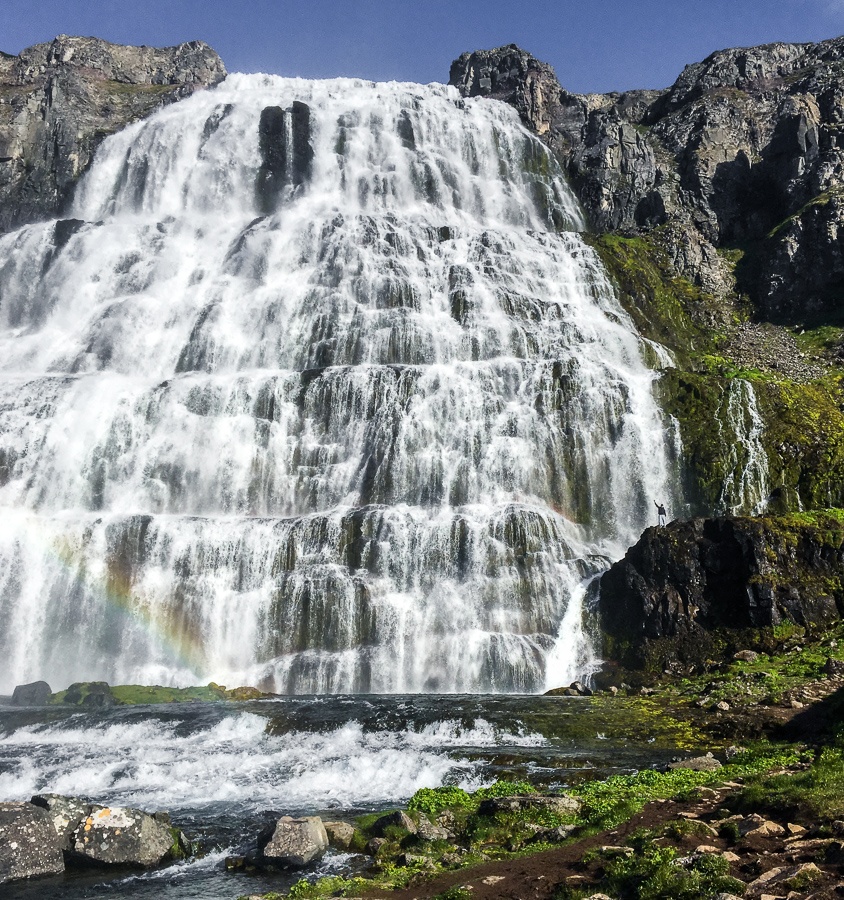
[
  {"x1": 576, "y1": 745, "x2": 802, "y2": 830},
  {"x1": 736, "y1": 746, "x2": 844, "y2": 822},
  {"x1": 597, "y1": 845, "x2": 744, "y2": 900}
]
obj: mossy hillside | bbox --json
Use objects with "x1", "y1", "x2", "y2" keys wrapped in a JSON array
[
  {"x1": 583, "y1": 232, "x2": 721, "y2": 367},
  {"x1": 49, "y1": 681, "x2": 271, "y2": 705},
  {"x1": 672, "y1": 619, "x2": 844, "y2": 708},
  {"x1": 585, "y1": 231, "x2": 844, "y2": 514},
  {"x1": 659, "y1": 367, "x2": 844, "y2": 513}
]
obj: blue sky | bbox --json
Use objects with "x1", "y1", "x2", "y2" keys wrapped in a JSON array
[{"x1": 3, "y1": 1, "x2": 843, "y2": 93}]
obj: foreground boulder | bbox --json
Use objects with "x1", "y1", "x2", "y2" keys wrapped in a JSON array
[
  {"x1": 30, "y1": 794, "x2": 90, "y2": 849},
  {"x1": 599, "y1": 515, "x2": 844, "y2": 669},
  {"x1": 69, "y1": 806, "x2": 175, "y2": 867},
  {"x1": 10, "y1": 681, "x2": 52, "y2": 706},
  {"x1": 0, "y1": 802, "x2": 64, "y2": 884},
  {"x1": 257, "y1": 816, "x2": 328, "y2": 868},
  {"x1": 323, "y1": 820, "x2": 355, "y2": 850}
]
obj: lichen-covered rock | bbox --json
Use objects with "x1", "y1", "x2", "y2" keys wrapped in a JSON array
[
  {"x1": 29, "y1": 794, "x2": 89, "y2": 850},
  {"x1": 0, "y1": 801, "x2": 64, "y2": 883},
  {"x1": 257, "y1": 815, "x2": 328, "y2": 868},
  {"x1": 0, "y1": 34, "x2": 226, "y2": 232},
  {"x1": 10, "y1": 681, "x2": 52, "y2": 705},
  {"x1": 69, "y1": 805, "x2": 175, "y2": 868},
  {"x1": 599, "y1": 514, "x2": 844, "y2": 669}
]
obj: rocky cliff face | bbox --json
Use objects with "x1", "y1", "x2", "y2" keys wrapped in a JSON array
[
  {"x1": 450, "y1": 37, "x2": 844, "y2": 322},
  {"x1": 0, "y1": 35, "x2": 226, "y2": 231},
  {"x1": 598, "y1": 514, "x2": 844, "y2": 670}
]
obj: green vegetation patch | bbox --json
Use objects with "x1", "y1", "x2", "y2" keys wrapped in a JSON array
[
  {"x1": 736, "y1": 745, "x2": 844, "y2": 822},
  {"x1": 584, "y1": 232, "x2": 721, "y2": 367},
  {"x1": 577, "y1": 745, "x2": 802, "y2": 830},
  {"x1": 50, "y1": 681, "x2": 271, "y2": 705}
]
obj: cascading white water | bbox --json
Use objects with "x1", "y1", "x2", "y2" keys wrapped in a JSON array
[
  {"x1": 717, "y1": 378, "x2": 770, "y2": 515},
  {"x1": 0, "y1": 74, "x2": 677, "y2": 694}
]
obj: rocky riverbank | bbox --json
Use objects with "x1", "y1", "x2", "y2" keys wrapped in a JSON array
[{"x1": 0, "y1": 795, "x2": 190, "y2": 884}]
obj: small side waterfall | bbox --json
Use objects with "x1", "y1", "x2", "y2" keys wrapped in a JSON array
[
  {"x1": 0, "y1": 75, "x2": 676, "y2": 694},
  {"x1": 717, "y1": 378, "x2": 770, "y2": 515}
]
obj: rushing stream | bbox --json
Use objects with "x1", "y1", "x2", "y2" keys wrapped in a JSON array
[
  {"x1": 0, "y1": 695, "x2": 704, "y2": 899},
  {"x1": 0, "y1": 74, "x2": 678, "y2": 695}
]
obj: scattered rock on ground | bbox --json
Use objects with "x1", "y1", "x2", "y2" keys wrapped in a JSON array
[
  {"x1": 667, "y1": 753, "x2": 722, "y2": 772},
  {"x1": 477, "y1": 794, "x2": 581, "y2": 816},
  {"x1": 370, "y1": 810, "x2": 417, "y2": 837}
]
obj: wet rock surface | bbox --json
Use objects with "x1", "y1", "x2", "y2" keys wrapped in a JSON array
[
  {"x1": 0, "y1": 794, "x2": 187, "y2": 882},
  {"x1": 0, "y1": 34, "x2": 226, "y2": 232},
  {"x1": 0, "y1": 801, "x2": 64, "y2": 884},
  {"x1": 10, "y1": 681, "x2": 51, "y2": 706}
]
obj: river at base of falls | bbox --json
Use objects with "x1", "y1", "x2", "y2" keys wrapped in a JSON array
[{"x1": 0, "y1": 695, "x2": 708, "y2": 900}]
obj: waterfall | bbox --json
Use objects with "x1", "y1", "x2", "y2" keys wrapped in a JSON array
[
  {"x1": 0, "y1": 74, "x2": 676, "y2": 694},
  {"x1": 717, "y1": 378, "x2": 770, "y2": 516}
]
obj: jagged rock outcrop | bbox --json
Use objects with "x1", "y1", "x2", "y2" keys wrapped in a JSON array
[
  {"x1": 0, "y1": 34, "x2": 226, "y2": 231},
  {"x1": 598, "y1": 515, "x2": 844, "y2": 669},
  {"x1": 450, "y1": 37, "x2": 844, "y2": 321},
  {"x1": 449, "y1": 45, "x2": 564, "y2": 135}
]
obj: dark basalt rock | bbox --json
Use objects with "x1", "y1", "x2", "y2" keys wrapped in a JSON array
[
  {"x1": 0, "y1": 35, "x2": 226, "y2": 233},
  {"x1": 598, "y1": 515, "x2": 844, "y2": 669},
  {"x1": 68, "y1": 805, "x2": 176, "y2": 868},
  {"x1": 11, "y1": 680, "x2": 52, "y2": 706},
  {"x1": 0, "y1": 802, "x2": 64, "y2": 884},
  {"x1": 256, "y1": 101, "x2": 314, "y2": 213},
  {"x1": 62, "y1": 681, "x2": 116, "y2": 707}
]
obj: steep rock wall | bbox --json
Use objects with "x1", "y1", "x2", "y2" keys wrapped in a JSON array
[
  {"x1": 450, "y1": 37, "x2": 844, "y2": 322},
  {"x1": 598, "y1": 513, "x2": 844, "y2": 669},
  {"x1": 0, "y1": 35, "x2": 226, "y2": 231}
]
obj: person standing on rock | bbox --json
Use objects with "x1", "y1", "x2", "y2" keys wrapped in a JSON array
[{"x1": 654, "y1": 501, "x2": 667, "y2": 526}]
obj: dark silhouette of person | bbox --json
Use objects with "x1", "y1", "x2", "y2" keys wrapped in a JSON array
[{"x1": 654, "y1": 501, "x2": 666, "y2": 526}]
